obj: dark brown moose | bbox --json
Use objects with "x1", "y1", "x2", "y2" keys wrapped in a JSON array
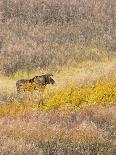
[{"x1": 16, "y1": 74, "x2": 55, "y2": 93}]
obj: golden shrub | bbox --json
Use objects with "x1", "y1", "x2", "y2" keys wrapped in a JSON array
[
  {"x1": 0, "y1": 79, "x2": 115, "y2": 116},
  {"x1": 44, "y1": 80, "x2": 116, "y2": 111}
]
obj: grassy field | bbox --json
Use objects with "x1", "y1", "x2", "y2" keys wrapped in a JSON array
[
  {"x1": 0, "y1": 0, "x2": 116, "y2": 154},
  {"x1": 0, "y1": 58, "x2": 116, "y2": 155}
]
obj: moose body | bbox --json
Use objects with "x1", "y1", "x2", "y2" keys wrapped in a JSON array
[{"x1": 16, "y1": 74, "x2": 55, "y2": 93}]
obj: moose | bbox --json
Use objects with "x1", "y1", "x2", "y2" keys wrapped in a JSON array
[{"x1": 16, "y1": 74, "x2": 55, "y2": 93}]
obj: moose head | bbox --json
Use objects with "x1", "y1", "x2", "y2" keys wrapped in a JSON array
[{"x1": 33, "y1": 74, "x2": 55, "y2": 85}]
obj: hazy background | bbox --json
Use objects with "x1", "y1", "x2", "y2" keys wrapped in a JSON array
[{"x1": 0, "y1": 0, "x2": 116, "y2": 75}]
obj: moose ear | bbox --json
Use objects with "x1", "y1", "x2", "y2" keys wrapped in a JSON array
[{"x1": 50, "y1": 77, "x2": 55, "y2": 84}]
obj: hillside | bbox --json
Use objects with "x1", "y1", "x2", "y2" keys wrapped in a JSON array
[{"x1": 0, "y1": 0, "x2": 116, "y2": 154}]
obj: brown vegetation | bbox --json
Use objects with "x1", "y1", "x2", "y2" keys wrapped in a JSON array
[
  {"x1": 0, "y1": 0, "x2": 116, "y2": 75},
  {"x1": 0, "y1": 106, "x2": 116, "y2": 155},
  {"x1": 0, "y1": 0, "x2": 116, "y2": 154}
]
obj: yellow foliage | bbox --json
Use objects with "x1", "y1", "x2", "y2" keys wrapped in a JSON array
[
  {"x1": 0, "y1": 79, "x2": 115, "y2": 116},
  {"x1": 44, "y1": 79, "x2": 116, "y2": 111},
  {"x1": 21, "y1": 82, "x2": 45, "y2": 92}
]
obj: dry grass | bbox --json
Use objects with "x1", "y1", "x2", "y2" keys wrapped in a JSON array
[
  {"x1": 0, "y1": 106, "x2": 116, "y2": 154},
  {"x1": 0, "y1": 59, "x2": 116, "y2": 154},
  {"x1": 0, "y1": 0, "x2": 116, "y2": 154},
  {"x1": 0, "y1": 0, "x2": 116, "y2": 75}
]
